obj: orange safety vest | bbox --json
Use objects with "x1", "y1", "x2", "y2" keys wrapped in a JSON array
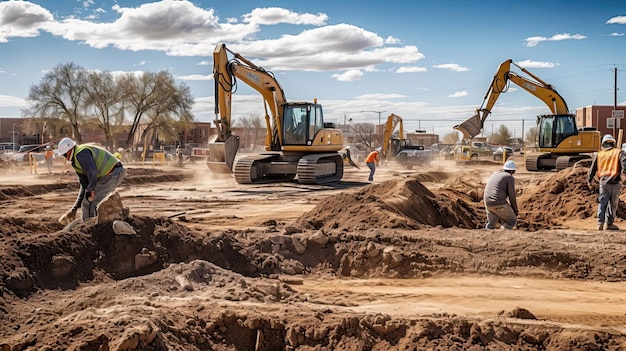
[
  {"x1": 597, "y1": 148, "x2": 621, "y2": 178},
  {"x1": 365, "y1": 151, "x2": 379, "y2": 163}
]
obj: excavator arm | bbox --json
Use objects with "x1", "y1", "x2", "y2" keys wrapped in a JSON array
[
  {"x1": 381, "y1": 113, "x2": 404, "y2": 159},
  {"x1": 454, "y1": 59, "x2": 569, "y2": 139},
  {"x1": 210, "y1": 43, "x2": 289, "y2": 172}
]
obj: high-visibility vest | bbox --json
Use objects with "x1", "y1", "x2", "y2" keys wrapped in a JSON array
[
  {"x1": 597, "y1": 148, "x2": 621, "y2": 178},
  {"x1": 72, "y1": 144, "x2": 119, "y2": 178}
]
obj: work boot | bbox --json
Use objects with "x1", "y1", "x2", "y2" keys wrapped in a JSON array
[
  {"x1": 606, "y1": 223, "x2": 620, "y2": 230},
  {"x1": 597, "y1": 224, "x2": 604, "y2": 230}
]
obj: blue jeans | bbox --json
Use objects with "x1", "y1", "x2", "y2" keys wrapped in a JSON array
[
  {"x1": 82, "y1": 167, "x2": 126, "y2": 220},
  {"x1": 366, "y1": 162, "x2": 376, "y2": 181},
  {"x1": 597, "y1": 182, "x2": 622, "y2": 225}
]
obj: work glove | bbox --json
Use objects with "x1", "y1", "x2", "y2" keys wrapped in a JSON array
[{"x1": 58, "y1": 208, "x2": 77, "y2": 225}]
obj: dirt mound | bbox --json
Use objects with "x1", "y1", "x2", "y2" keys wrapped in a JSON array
[
  {"x1": 296, "y1": 166, "x2": 626, "y2": 232},
  {"x1": 518, "y1": 165, "x2": 626, "y2": 230}
]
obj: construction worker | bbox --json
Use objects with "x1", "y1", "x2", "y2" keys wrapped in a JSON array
[
  {"x1": 587, "y1": 134, "x2": 626, "y2": 230},
  {"x1": 57, "y1": 137, "x2": 126, "y2": 223},
  {"x1": 113, "y1": 148, "x2": 123, "y2": 160},
  {"x1": 484, "y1": 160, "x2": 518, "y2": 230},
  {"x1": 343, "y1": 146, "x2": 360, "y2": 169},
  {"x1": 44, "y1": 145, "x2": 54, "y2": 174},
  {"x1": 365, "y1": 147, "x2": 381, "y2": 181}
]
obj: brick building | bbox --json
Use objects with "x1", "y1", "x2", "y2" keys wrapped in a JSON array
[{"x1": 575, "y1": 105, "x2": 626, "y2": 138}]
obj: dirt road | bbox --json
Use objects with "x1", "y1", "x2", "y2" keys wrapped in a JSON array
[{"x1": 2, "y1": 156, "x2": 626, "y2": 350}]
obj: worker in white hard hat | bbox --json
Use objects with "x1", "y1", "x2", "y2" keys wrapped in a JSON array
[
  {"x1": 483, "y1": 160, "x2": 519, "y2": 229},
  {"x1": 587, "y1": 134, "x2": 626, "y2": 230},
  {"x1": 343, "y1": 145, "x2": 359, "y2": 169},
  {"x1": 57, "y1": 137, "x2": 126, "y2": 224},
  {"x1": 364, "y1": 147, "x2": 381, "y2": 181},
  {"x1": 113, "y1": 147, "x2": 123, "y2": 160}
]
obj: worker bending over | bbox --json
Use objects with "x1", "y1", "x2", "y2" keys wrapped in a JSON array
[{"x1": 483, "y1": 160, "x2": 519, "y2": 230}]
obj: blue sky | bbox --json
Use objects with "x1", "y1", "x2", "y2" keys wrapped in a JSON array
[{"x1": 0, "y1": 0, "x2": 625, "y2": 138}]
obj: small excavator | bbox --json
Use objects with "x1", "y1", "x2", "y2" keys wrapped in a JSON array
[
  {"x1": 210, "y1": 43, "x2": 344, "y2": 184},
  {"x1": 381, "y1": 113, "x2": 433, "y2": 169},
  {"x1": 454, "y1": 59, "x2": 600, "y2": 171}
]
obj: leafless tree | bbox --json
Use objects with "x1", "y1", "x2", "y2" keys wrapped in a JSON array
[
  {"x1": 25, "y1": 62, "x2": 88, "y2": 142},
  {"x1": 488, "y1": 125, "x2": 513, "y2": 145},
  {"x1": 83, "y1": 71, "x2": 124, "y2": 149},
  {"x1": 351, "y1": 123, "x2": 375, "y2": 149},
  {"x1": 118, "y1": 70, "x2": 194, "y2": 148}
]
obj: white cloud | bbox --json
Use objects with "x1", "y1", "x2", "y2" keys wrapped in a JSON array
[
  {"x1": 516, "y1": 60, "x2": 557, "y2": 68},
  {"x1": 0, "y1": 95, "x2": 27, "y2": 107},
  {"x1": 607, "y1": 15, "x2": 626, "y2": 24},
  {"x1": 241, "y1": 7, "x2": 328, "y2": 26},
  {"x1": 524, "y1": 33, "x2": 586, "y2": 47},
  {"x1": 385, "y1": 36, "x2": 401, "y2": 44},
  {"x1": 198, "y1": 60, "x2": 210, "y2": 66},
  {"x1": 396, "y1": 66, "x2": 427, "y2": 73},
  {"x1": 0, "y1": 1, "x2": 54, "y2": 42},
  {"x1": 448, "y1": 91, "x2": 467, "y2": 98},
  {"x1": 354, "y1": 93, "x2": 406, "y2": 99},
  {"x1": 175, "y1": 74, "x2": 212, "y2": 81},
  {"x1": 331, "y1": 70, "x2": 363, "y2": 82},
  {"x1": 135, "y1": 60, "x2": 149, "y2": 66},
  {"x1": 433, "y1": 64, "x2": 469, "y2": 72},
  {"x1": 608, "y1": 32, "x2": 624, "y2": 37}
]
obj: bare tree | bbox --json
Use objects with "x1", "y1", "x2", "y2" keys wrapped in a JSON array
[
  {"x1": 442, "y1": 131, "x2": 460, "y2": 144},
  {"x1": 24, "y1": 62, "x2": 88, "y2": 142},
  {"x1": 525, "y1": 127, "x2": 538, "y2": 146},
  {"x1": 118, "y1": 70, "x2": 195, "y2": 148},
  {"x1": 83, "y1": 71, "x2": 124, "y2": 149},
  {"x1": 351, "y1": 123, "x2": 376, "y2": 149},
  {"x1": 489, "y1": 125, "x2": 513, "y2": 145}
]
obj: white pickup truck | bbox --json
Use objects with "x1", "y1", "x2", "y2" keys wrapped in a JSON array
[{"x1": 394, "y1": 145, "x2": 434, "y2": 169}]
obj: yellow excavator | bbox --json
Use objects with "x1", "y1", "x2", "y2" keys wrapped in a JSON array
[
  {"x1": 454, "y1": 59, "x2": 600, "y2": 171},
  {"x1": 381, "y1": 113, "x2": 433, "y2": 168},
  {"x1": 210, "y1": 43, "x2": 344, "y2": 184}
]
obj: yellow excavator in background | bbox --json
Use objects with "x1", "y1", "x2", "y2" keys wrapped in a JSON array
[
  {"x1": 210, "y1": 43, "x2": 344, "y2": 184},
  {"x1": 381, "y1": 113, "x2": 433, "y2": 168},
  {"x1": 454, "y1": 59, "x2": 600, "y2": 171}
]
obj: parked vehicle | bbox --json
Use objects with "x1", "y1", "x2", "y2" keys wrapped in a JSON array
[
  {"x1": 13, "y1": 144, "x2": 46, "y2": 162},
  {"x1": 493, "y1": 146, "x2": 514, "y2": 161}
]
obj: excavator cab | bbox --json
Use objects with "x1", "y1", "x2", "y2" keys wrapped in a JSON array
[{"x1": 537, "y1": 114, "x2": 577, "y2": 149}]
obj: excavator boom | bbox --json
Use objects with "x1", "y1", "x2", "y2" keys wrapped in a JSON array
[{"x1": 454, "y1": 59, "x2": 569, "y2": 139}]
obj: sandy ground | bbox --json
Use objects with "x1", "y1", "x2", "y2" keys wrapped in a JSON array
[{"x1": 2, "y1": 155, "x2": 626, "y2": 350}]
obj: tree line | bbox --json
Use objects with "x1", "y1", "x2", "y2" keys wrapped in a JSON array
[{"x1": 22, "y1": 62, "x2": 195, "y2": 150}]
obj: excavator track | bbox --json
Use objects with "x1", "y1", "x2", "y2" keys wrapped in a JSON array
[
  {"x1": 234, "y1": 154, "x2": 296, "y2": 184},
  {"x1": 297, "y1": 153, "x2": 344, "y2": 185},
  {"x1": 234, "y1": 153, "x2": 344, "y2": 185}
]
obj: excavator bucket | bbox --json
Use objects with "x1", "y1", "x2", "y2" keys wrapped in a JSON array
[
  {"x1": 206, "y1": 135, "x2": 240, "y2": 174},
  {"x1": 453, "y1": 113, "x2": 482, "y2": 140}
]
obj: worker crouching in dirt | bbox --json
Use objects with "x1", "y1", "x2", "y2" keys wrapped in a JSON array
[
  {"x1": 57, "y1": 137, "x2": 126, "y2": 223},
  {"x1": 483, "y1": 160, "x2": 518, "y2": 230},
  {"x1": 587, "y1": 134, "x2": 626, "y2": 231}
]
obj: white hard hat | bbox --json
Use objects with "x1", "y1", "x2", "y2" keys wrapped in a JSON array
[
  {"x1": 503, "y1": 160, "x2": 516, "y2": 171},
  {"x1": 345, "y1": 146, "x2": 350, "y2": 149},
  {"x1": 117, "y1": 148, "x2": 123, "y2": 152},
  {"x1": 375, "y1": 147, "x2": 382, "y2": 152},
  {"x1": 602, "y1": 134, "x2": 616, "y2": 144},
  {"x1": 58, "y1": 137, "x2": 76, "y2": 156}
]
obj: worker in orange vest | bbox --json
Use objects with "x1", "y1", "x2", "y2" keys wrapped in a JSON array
[{"x1": 365, "y1": 147, "x2": 381, "y2": 182}]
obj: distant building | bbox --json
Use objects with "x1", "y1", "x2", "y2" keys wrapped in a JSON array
[{"x1": 575, "y1": 105, "x2": 626, "y2": 138}]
